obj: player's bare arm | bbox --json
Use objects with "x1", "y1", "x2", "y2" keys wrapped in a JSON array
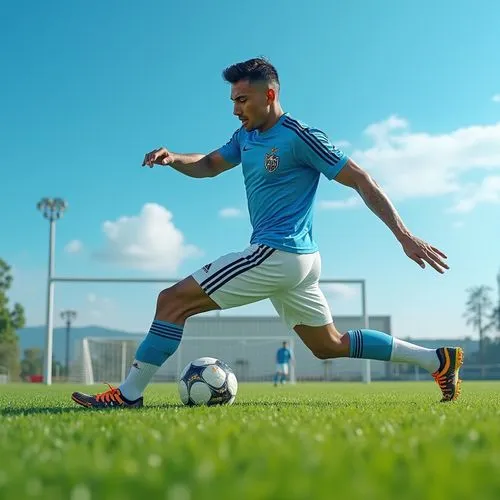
[
  {"x1": 335, "y1": 159, "x2": 449, "y2": 274},
  {"x1": 142, "y1": 147, "x2": 237, "y2": 178}
]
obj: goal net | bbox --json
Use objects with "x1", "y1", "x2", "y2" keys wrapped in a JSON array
[
  {"x1": 58, "y1": 278, "x2": 375, "y2": 385},
  {"x1": 70, "y1": 335, "x2": 297, "y2": 385}
]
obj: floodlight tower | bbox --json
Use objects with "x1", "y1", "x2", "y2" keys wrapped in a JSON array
[{"x1": 37, "y1": 197, "x2": 67, "y2": 385}]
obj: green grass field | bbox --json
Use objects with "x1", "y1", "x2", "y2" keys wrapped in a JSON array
[{"x1": 1, "y1": 382, "x2": 499, "y2": 500}]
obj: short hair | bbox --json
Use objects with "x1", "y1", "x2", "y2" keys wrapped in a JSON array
[{"x1": 222, "y1": 57, "x2": 280, "y2": 89}]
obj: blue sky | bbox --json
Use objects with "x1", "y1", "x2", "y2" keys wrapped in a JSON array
[{"x1": 2, "y1": 0, "x2": 499, "y2": 340}]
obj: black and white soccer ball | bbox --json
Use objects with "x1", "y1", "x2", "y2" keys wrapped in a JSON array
[{"x1": 178, "y1": 357, "x2": 238, "y2": 406}]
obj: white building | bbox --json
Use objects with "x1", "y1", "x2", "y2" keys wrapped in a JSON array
[{"x1": 74, "y1": 315, "x2": 392, "y2": 384}]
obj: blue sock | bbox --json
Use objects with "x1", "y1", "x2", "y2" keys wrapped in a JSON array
[
  {"x1": 273, "y1": 372, "x2": 279, "y2": 384},
  {"x1": 348, "y1": 329, "x2": 394, "y2": 361},
  {"x1": 135, "y1": 319, "x2": 183, "y2": 366}
]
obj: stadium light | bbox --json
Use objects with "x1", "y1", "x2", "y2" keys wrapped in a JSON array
[
  {"x1": 60, "y1": 309, "x2": 77, "y2": 381},
  {"x1": 37, "y1": 197, "x2": 67, "y2": 385}
]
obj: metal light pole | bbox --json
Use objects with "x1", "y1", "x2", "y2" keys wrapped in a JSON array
[
  {"x1": 497, "y1": 269, "x2": 500, "y2": 332},
  {"x1": 361, "y1": 280, "x2": 371, "y2": 384},
  {"x1": 37, "y1": 197, "x2": 67, "y2": 385},
  {"x1": 60, "y1": 309, "x2": 77, "y2": 381}
]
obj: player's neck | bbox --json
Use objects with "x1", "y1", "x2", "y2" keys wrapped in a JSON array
[{"x1": 257, "y1": 106, "x2": 285, "y2": 133}]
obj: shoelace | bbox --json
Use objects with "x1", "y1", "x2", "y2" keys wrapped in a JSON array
[
  {"x1": 95, "y1": 383, "x2": 124, "y2": 404},
  {"x1": 433, "y1": 373, "x2": 452, "y2": 391}
]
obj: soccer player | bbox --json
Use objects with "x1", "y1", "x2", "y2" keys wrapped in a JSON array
[
  {"x1": 72, "y1": 57, "x2": 463, "y2": 409},
  {"x1": 274, "y1": 342, "x2": 294, "y2": 386}
]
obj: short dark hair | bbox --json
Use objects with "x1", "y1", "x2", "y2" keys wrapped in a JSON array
[{"x1": 222, "y1": 57, "x2": 280, "y2": 89}]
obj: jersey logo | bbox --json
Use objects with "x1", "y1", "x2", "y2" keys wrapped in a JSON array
[
  {"x1": 202, "y1": 263, "x2": 212, "y2": 273},
  {"x1": 264, "y1": 147, "x2": 279, "y2": 172}
]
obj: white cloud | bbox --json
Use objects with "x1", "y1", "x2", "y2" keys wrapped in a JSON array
[
  {"x1": 448, "y1": 175, "x2": 500, "y2": 213},
  {"x1": 492, "y1": 94, "x2": 500, "y2": 103},
  {"x1": 321, "y1": 283, "x2": 358, "y2": 299},
  {"x1": 219, "y1": 207, "x2": 244, "y2": 218},
  {"x1": 363, "y1": 115, "x2": 409, "y2": 145},
  {"x1": 93, "y1": 203, "x2": 202, "y2": 272},
  {"x1": 64, "y1": 240, "x2": 83, "y2": 254},
  {"x1": 84, "y1": 293, "x2": 115, "y2": 322},
  {"x1": 352, "y1": 115, "x2": 500, "y2": 208},
  {"x1": 318, "y1": 196, "x2": 360, "y2": 210}
]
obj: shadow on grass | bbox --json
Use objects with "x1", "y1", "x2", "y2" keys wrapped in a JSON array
[
  {"x1": 0, "y1": 406, "x2": 84, "y2": 417},
  {"x1": 1, "y1": 399, "x2": 421, "y2": 416}
]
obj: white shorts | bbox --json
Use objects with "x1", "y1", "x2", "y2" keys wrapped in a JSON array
[
  {"x1": 192, "y1": 243, "x2": 332, "y2": 329},
  {"x1": 276, "y1": 363, "x2": 289, "y2": 375}
]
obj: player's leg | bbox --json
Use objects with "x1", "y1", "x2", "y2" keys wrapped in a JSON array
[
  {"x1": 71, "y1": 275, "x2": 220, "y2": 408},
  {"x1": 72, "y1": 243, "x2": 283, "y2": 408},
  {"x1": 273, "y1": 365, "x2": 281, "y2": 386},
  {"x1": 280, "y1": 363, "x2": 289, "y2": 384},
  {"x1": 271, "y1": 253, "x2": 463, "y2": 402},
  {"x1": 292, "y1": 322, "x2": 463, "y2": 401}
]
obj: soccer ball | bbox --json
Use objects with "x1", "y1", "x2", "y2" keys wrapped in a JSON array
[{"x1": 178, "y1": 357, "x2": 238, "y2": 406}]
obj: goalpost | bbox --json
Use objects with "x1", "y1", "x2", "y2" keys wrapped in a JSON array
[
  {"x1": 45, "y1": 277, "x2": 371, "y2": 385},
  {"x1": 71, "y1": 335, "x2": 298, "y2": 385}
]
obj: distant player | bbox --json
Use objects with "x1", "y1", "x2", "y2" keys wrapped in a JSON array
[
  {"x1": 274, "y1": 342, "x2": 293, "y2": 386},
  {"x1": 72, "y1": 57, "x2": 463, "y2": 409}
]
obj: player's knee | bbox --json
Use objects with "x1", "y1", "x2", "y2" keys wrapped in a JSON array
[
  {"x1": 311, "y1": 339, "x2": 345, "y2": 360},
  {"x1": 312, "y1": 349, "x2": 330, "y2": 360},
  {"x1": 156, "y1": 286, "x2": 190, "y2": 323}
]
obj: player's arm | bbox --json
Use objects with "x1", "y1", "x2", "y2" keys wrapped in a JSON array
[
  {"x1": 335, "y1": 159, "x2": 409, "y2": 241},
  {"x1": 142, "y1": 128, "x2": 242, "y2": 179},
  {"x1": 334, "y1": 159, "x2": 449, "y2": 273},
  {"x1": 142, "y1": 148, "x2": 237, "y2": 178}
]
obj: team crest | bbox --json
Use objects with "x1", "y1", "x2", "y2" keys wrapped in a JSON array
[{"x1": 264, "y1": 147, "x2": 280, "y2": 172}]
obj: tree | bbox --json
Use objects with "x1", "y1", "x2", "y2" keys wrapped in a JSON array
[
  {"x1": 0, "y1": 259, "x2": 25, "y2": 379},
  {"x1": 493, "y1": 269, "x2": 500, "y2": 334},
  {"x1": 464, "y1": 285, "x2": 494, "y2": 363},
  {"x1": 20, "y1": 348, "x2": 43, "y2": 380}
]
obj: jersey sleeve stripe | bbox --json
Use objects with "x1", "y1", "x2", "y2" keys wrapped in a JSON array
[
  {"x1": 287, "y1": 117, "x2": 342, "y2": 162},
  {"x1": 283, "y1": 118, "x2": 341, "y2": 166},
  {"x1": 286, "y1": 117, "x2": 342, "y2": 162},
  {"x1": 283, "y1": 120, "x2": 337, "y2": 166}
]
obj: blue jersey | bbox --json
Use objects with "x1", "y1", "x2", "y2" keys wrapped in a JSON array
[
  {"x1": 276, "y1": 347, "x2": 292, "y2": 364},
  {"x1": 217, "y1": 113, "x2": 348, "y2": 254}
]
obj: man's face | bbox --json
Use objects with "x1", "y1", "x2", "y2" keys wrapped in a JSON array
[{"x1": 231, "y1": 79, "x2": 271, "y2": 131}]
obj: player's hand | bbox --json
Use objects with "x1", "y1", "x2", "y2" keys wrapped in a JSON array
[
  {"x1": 142, "y1": 147, "x2": 175, "y2": 168},
  {"x1": 399, "y1": 234, "x2": 449, "y2": 274}
]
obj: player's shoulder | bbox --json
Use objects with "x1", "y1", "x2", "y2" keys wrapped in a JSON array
[
  {"x1": 231, "y1": 125, "x2": 245, "y2": 142},
  {"x1": 281, "y1": 113, "x2": 329, "y2": 143}
]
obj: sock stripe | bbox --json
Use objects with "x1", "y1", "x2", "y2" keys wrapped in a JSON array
[
  {"x1": 152, "y1": 320, "x2": 183, "y2": 333},
  {"x1": 135, "y1": 321, "x2": 184, "y2": 366},
  {"x1": 349, "y1": 329, "x2": 365, "y2": 358},
  {"x1": 349, "y1": 330, "x2": 356, "y2": 358},
  {"x1": 357, "y1": 330, "x2": 363, "y2": 358},
  {"x1": 150, "y1": 325, "x2": 183, "y2": 339}
]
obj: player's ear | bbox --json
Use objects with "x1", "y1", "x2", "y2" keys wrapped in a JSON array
[{"x1": 266, "y1": 89, "x2": 276, "y2": 103}]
